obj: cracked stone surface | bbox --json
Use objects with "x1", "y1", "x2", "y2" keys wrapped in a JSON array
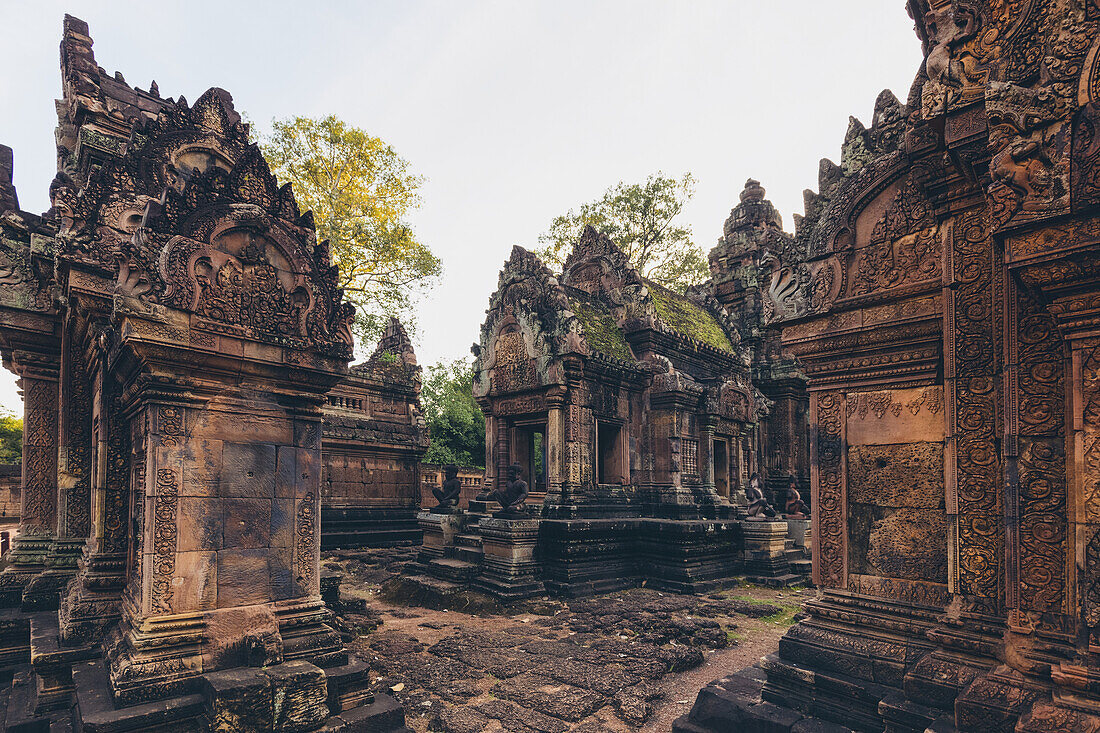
[{"x1": 325, "y1": 549, "x2": 807, "y2": 731}]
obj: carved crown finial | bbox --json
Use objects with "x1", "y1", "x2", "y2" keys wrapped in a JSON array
[
  {"x1": 364, "y1": 316, "x2": 417, "y2": 368},
  {"x1": 741, "y1": 179, "x2": 766, "y2": 203},
  {"x1": 722, "y1": 178, "x2": 782, "y2": 238}
]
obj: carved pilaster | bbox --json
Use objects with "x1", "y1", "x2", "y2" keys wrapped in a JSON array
[
  {"x1": 543, "y1": 388, "x2": 566, "y2": 509},
  {"x1": 944, "y1": 209, "x2": 1004, "y2": 615},
  {"x1": 809, "y1": 389, "x2": 845, "y2": 589},
  {"x1": 59, "y1": 342, "x2": 130, "y2": 644},
  {"x1": 1004, "y1": 283, "x2": 1070, "y2": 655},
  {"x1": 0, "y1": 360, "x2": 59, "y2": 607},
  {"x1": 24, "y1": 315, "x2": 94, "y2": 610}
]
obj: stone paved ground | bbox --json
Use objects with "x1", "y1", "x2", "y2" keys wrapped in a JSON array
[{"x1": 324, "y1": 549, "x2": 807, "y2": 732}]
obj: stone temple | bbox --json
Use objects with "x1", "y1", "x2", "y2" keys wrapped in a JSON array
[
  {"x1": 0, "y1": 15, "x2": 409, "y2": 730},
  {"x1": 674, "y1": 0, "x2": 1100, "y2": 731},
  {"x1": 3, "y1": 1, "x2": 1100, "y2": 732},
  {"x1": 407, "y1": 221, "x2": 812, "y2": 599}
]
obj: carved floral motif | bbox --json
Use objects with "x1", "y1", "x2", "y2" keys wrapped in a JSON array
[
  {"x1": 950, "y1": 208, "x2": 1003, "y2": 613},
  {"x1": 815, "y1": 391, "x2": 845, "y2": 588},
  {"x1": 21, "y1": 377, "x2": 58, "y2": 534},
  {"x1": 1014, "y1": 290, "x2": 1067, "y2": 615},
  {"x1": 296, "y1": 491, "x2": 316, "y2": 590},
  {"x1": 150, "y1": 467, "x2": 178, "y2": 615}
]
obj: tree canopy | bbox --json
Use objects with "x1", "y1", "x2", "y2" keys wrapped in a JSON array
[
  {"x1": 420, "y1": 358, "x2": 485, "y2": 468},
  {"x1": 536, "y1": 172, "x2": 708, "y2": 292},
  {"x1": 261, "y1": 115, "x2": 442, "y2": 345},
  {"x1": 0, "y1": 410, "x2": 22, "y2": 465}
]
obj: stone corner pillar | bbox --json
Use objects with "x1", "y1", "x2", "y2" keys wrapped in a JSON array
[
  {"x1": 23, "y1": 313, "x2": 96, "y2": 612},
  {"x1": 0, "y1": 352, "x2": 60, "y2": 609}
]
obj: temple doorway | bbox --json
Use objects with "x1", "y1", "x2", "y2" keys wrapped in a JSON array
[
  {"x1": 512, "y1": 422, "x2": 547, "y2": 505},
  {"x1": 596, "y1": 420, "x2": 626, "y2": 485},
  {"x1": 713, "y1": 438, "x2": 729, "y2": 498}
]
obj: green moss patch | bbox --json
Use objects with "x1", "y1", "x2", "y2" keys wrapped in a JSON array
[
  {"x1": 647, "y1": 281, "x2": 734, "y2": 353},
  {"x1": 569, "y1": 297, "x2": 633, "y2": 361}
]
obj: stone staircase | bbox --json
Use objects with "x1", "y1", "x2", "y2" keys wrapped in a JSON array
[
  {"x1": 410, "y1": 504, "x2": 490, "y2": 592},
  {"x1": 672, "y1": 665, "x2": 852, "y2": 733},
  {"x1": 785, "y1": 537, "x2": 812, "y2": 577},
  {"x1": 405, "y1": 503, "x2": 545, "y2": 601},
  {"x1": 450, "y1": 532, "x2": 486, "y2": 564}
]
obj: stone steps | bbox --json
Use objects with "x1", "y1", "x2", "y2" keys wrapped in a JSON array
[
  {"x1": 745, "y1": 573, "x2": 806, "y2": 588},
  {"x1": 452, "y1": 546, "x2": 485, "y2": 564},
  {"x1": 320, "y1": 692, "x2": 412, "y2": 732},
  {"x1": 790, "y1": 559, "x2": 812, "y2": 576},
  {"x1": 4, "y1": 666, "x2": 50, "y2": 733},
  {"x1": 879, "y1": 689, "x2": 943, "y2": 732},
  {"x1": 454, "y1": 533, "x2": 483, "y2": 548},
  {"x1": 427, "y1": 558, "x2": 480, "y2": 583},
  {"x1": 672, "y1": 666, "x2": 854, "y2": 733}
]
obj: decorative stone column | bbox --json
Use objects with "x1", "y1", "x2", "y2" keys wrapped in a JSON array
[
  {"x1": 0, "y1": 353, "x2": 60, "y2": 607},
  {"x1": 24, "y1": 314, "x2": 94, "y2": 610},
  {"x1": 542, "y1": 387, "x2": 566, "y2": 509},
  {"x1": 59, "y1": 331, "x2": 130, "y2": 644},
  {"x1": 699, "y1": 416, "x2": 716, "y2": 491}
]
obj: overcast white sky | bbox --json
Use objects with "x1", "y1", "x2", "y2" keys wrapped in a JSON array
[{"x1": 0, "y1": 1, "x2": 923, "y2": 415}]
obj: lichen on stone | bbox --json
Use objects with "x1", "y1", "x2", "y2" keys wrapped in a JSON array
[
  {"x1": 646, "y1": 281, "x2": 734, "y2": 353},
  {"x1": 568, "y1": 296, "x2": 633, "y2": 361}
]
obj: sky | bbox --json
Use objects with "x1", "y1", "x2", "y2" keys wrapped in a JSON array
[{"x1": 0, "y1": 1, "x2": 923, "y2": 415}]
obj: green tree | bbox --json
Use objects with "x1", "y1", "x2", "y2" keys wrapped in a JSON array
[
  {"x1": 536, "y1": 172, "x2": 708, "y2": 292},
  {"x1": 0, "y1": 410, "x2": 22, "y2": 465},
  {"x1": 261, "y1": 115, "x2": 442, "y2": 345},
  {"x1": 421, "y1": 358, "x2": 485, "y2": 468}
]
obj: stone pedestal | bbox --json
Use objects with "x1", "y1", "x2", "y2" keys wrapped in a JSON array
[
  {"x1": 29, "y1": 611, "x2": 96, "y2": 714},
  {"x1": 538, "y1": 518, "x2": 640, "y2": 597},
  {"x1": 0, "y1": 534, "x2": 52, "y2": 608},
  {"x1": 784, "y1": 517, "x2": 810, "y2": 550},
  {"x1": 417, "y1": 510, "x2": 465, "y2": 563},
  {"x1": 473, "y1": 518, "x2": 543, "y2": 600},
  {"x1": 21, "y1": 538, "x2": 84, "y2": 611},
  {"x1": 741, "y1": 519, "x2": 789, "y2": 578}
]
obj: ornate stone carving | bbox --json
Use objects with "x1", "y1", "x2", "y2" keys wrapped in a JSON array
[
  {"x1": 150, "y1": 467, "x2": 178, "y2": 615},
  {"x1": 949, "y1": 209, "x2": 1003, "y2": 612},
  {"x1": 296, "y1": 491, "x2": 317, "y2": 591},
  {"x1": 21, "y1": 377, "x2": 58, "y2": 533},
  {"x1": 1086, "y1": 528, "x2": 1100, "y2": 636},
  {"x1": 1013, "y1": 289, "x2": 1067, "y2": 615},
  {"x1": 815, "y1": 391, "x2": 845, "y2": 588},
  {"x1": 62, "y1": 322, "x2": 93, "y2": 539},
  {"x1": 158, "y1": 405, "x2": 183, "y2": 448}
]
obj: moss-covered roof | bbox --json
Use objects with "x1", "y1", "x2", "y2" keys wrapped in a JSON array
[
  {"x1": 568, "y1": 295, "x2": 634, "y2": 361},
  {"x1": 646, "y1": 280, "x2": 734, "y2": 353}
]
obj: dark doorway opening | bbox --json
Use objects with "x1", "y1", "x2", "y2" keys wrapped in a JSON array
[
  {"x1": 513, "y1": 423, "x2": 547, "y2": 501},
  {"x1": 713, "y1": 438, "x2": 729, "y2": 497},
  {"x1": 597, "y1": 421, "x2": 625, "y2": 485}
]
